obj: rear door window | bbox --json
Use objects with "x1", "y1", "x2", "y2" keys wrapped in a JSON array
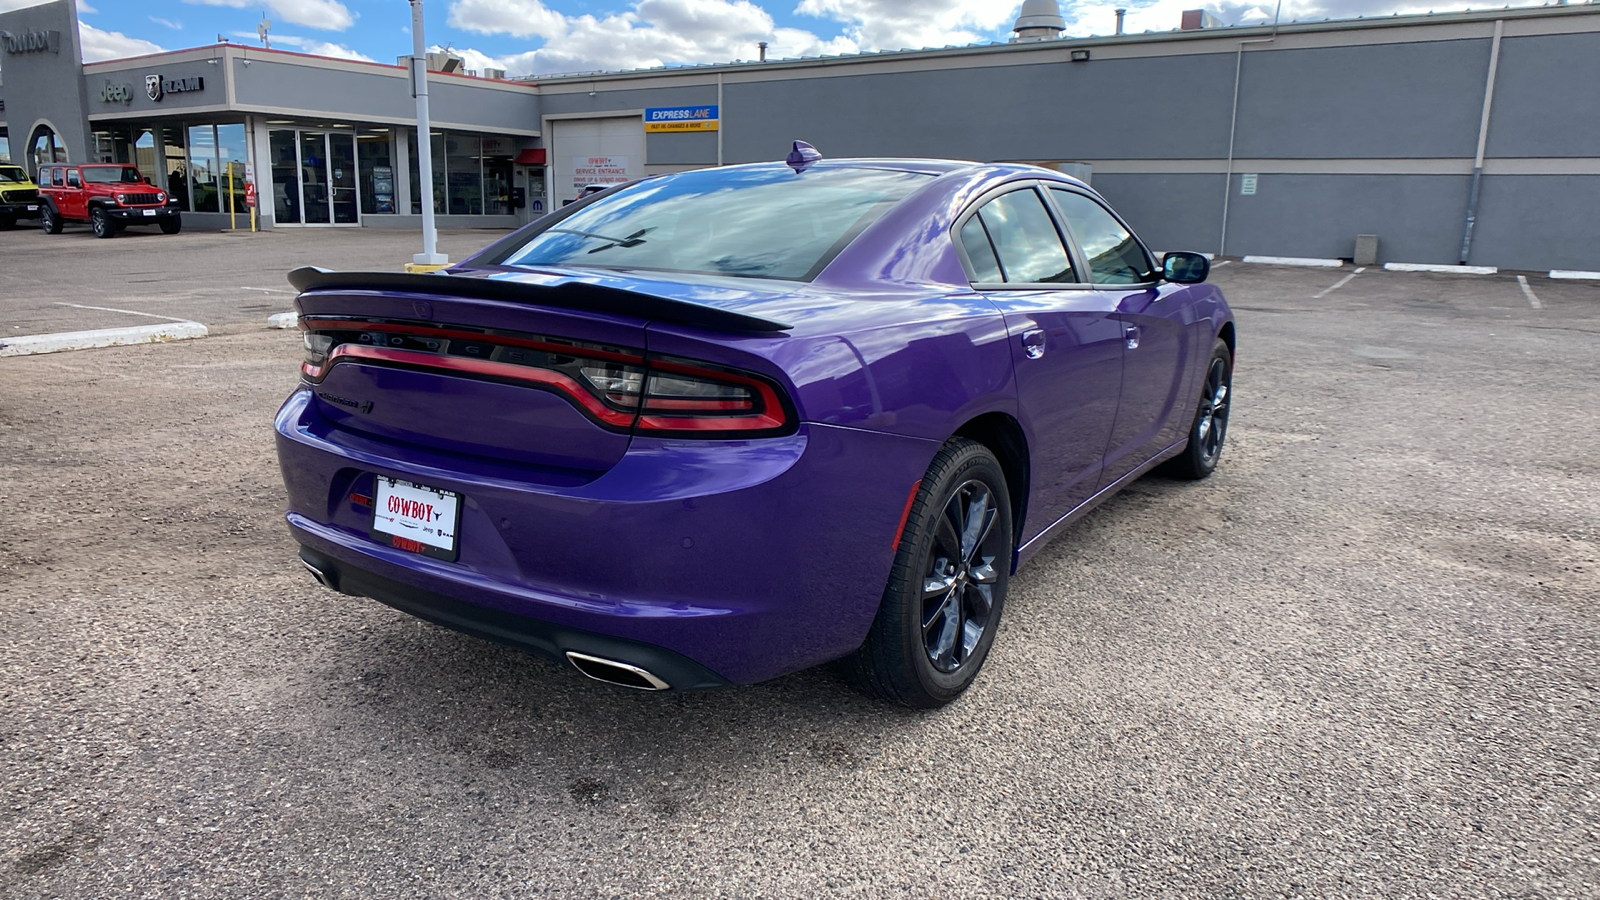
[
  {"x1": 51, "y1": 168, "x2": 64, "y2": 187},
  {"x1": 65, "y1": 169, "x2": 80, "y2": 188},
  {"x1": 965, "y1": 188, "x2": 1077, "y2": 284}
]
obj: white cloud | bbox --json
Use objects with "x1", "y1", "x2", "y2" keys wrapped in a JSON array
[
  {"x1": 78, "y1": 21, "x2": 164, "y2": 61},
  {"x1": 150, "y1": 16, "x2": 182, "y2": 30},
  {"x1": 448, "y1": 0, "x2": 858, "y2": 75},
  {"x1": 230, "y1": 29, "x2": 373, "y2": 60},
  {"x1": 796, "y1": 0, "x2": 1016, "y2": 50},
  {"x1": 181, "y1": 0, "x2": 355, "y2": 31}
]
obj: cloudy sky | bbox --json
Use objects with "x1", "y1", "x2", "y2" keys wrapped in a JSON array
[{"x1": 0, "y1": 0, "x2": 1550, "y2": 77}]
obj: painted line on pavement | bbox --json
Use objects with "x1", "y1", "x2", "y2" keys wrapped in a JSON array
[
  {"x1": 1383, "y1": 262, "x2": 1498, "y2": 275},
  {"x1": 1210, "y1": 260, "x2": 1231, "y2": 268},
  {"x1": 1549, "y1": 270, "x2": 1600, "y2": 280},
  {"x1": 1314, "y1": 271, "x2": 1360, "y2": 299},
  {"x1": 267, "y1": 312, "x2": 299, "y2": 329},
  {"x1": 55, "y1": 302, "x2": 191, "y2": 323},
  {"x1": 1517, "y1": 275, "x2": 1542, "y2": 309},
  {"x1": 0, "y1": 321, "x2": 208, "y2": 358},
  {"x1": 243, "y1": 286, "x2": 297, "y2": 294},
  {"x1": 1244, "y1": 256, "x2": 1344, "y2": 268}
]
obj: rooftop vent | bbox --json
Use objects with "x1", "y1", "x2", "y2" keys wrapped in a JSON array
[
  {"x1": 1012, "y1": 0, "x2": 1066, "y2": 42},
  {"x1": 483, "y1": 67, "x2": 506, "y2": 80}
]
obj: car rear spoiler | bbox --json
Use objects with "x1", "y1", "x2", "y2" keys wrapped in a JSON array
[{"x1": 286, "y1": 266, "x2": 793, "y2": 334}]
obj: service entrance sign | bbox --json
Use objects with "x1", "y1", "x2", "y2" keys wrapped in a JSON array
[{"x1": 571, "y1": 156, "x2": 630, "y2": 190}]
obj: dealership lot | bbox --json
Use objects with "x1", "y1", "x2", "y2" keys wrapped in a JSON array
[{"x1": 1, "y1": 249, "x2": 1596, "y2": 896}]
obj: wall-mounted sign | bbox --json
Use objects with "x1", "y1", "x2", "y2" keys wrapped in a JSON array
[
  {"x1": 99, "y1": 80, "x2": 134, "y2": 105},
  {"x1": 643, "y1": 106, "x2": 719, "y2": 133},
  {"x1": 0, "y1": 28, "x2": 60, "y2": 55},
  {"x1": 145, "y1": 74, "x2": 205, "y2": 102},
  {"x1": 571, "y1": 156, "x2": 629, "y2": 189},
  {"x1": 1240, "y1": 173, "x2": 1258, "y2": 195}
]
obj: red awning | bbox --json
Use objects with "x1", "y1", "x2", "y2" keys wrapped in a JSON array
[{"x1": 514, "y1": 149, "x2": 546, "y2": 165}]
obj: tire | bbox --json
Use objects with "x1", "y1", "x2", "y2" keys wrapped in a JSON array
[
  {"x1": 159, "y1": 216, "x2": 181, "y2": 235},
  {"x1": 846, "y1": 437, "x2": 1013, "y2": 708},
  {"x1": 40, "y1": 206, "x2": 62, "y2": 234},
  {"x1": 91, "y1": 207, "x2": 114, "y2": 239},
  {"x1": 1163, "y1": 337, "x2": 1233, "y2": 480}
]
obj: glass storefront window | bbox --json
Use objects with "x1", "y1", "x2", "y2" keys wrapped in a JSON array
[
  {"x1": 357, "y1": 129, "x2": 395, "y2": 214},
  {"x1": 188, "y1": 124, "x2": 220, "y2": 212},
  {"x1": 217, "y1": 123, "x2": 247, "y2": 216},
  {"x1": 154, "y1": 126, "x2": 186, "y2": 210},
  {"x1": 445, "y1": 133, "x2": 481, "y2": 215},
  {"x1": 481, "y1": 136, "x2": 513, "y2": 217},
  {"x1": 270, "y1": 129, "x2": 300, "y2": 224},
  {"x1": 0, "y1": 134, "x2": 10, "y2": 165}
]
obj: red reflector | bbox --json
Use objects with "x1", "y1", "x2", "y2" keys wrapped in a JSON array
[
  {"x1": 350, "y1": 493, "x2": 372, "y2": 508},
  {"x1": 891, "y1": 480, "x2": 921, "y2": 551}
]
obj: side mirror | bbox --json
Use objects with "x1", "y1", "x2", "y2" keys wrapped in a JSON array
[{"x1": 1162, "y1": 251, "x2": 1210, "y2": 284}]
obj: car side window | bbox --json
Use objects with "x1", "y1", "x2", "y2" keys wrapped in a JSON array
[
  {"x1": 959, "y1": 216, "x2": 1004, "y2": 283},
  {"x1": 1048, "y1": 188, "x2": 1153, "y2": 285},
  {"x1": 66, "y1": 169, "x2": 80, "y2": 188},
  {"x1": 50, "y1": 168, "x2": 64, "y2": 187},
  {"x1": 970, "y1": 189, "x2": 1077, "y2": 284}
]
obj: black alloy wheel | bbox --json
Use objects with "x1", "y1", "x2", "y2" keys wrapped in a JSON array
[
  {"x1": 91, "y1": 207, "x2": 113, "y2": 239},
  {"x1": 40, "y1": 206, "x2": 61, "y2": 234},
  {"x1": 159, "y1": 217, "x2": 182, "y2": 235},
  {"x1": 847, "y1": 437, "x2": 1013, "y2": 708},
  {"x1": 1165, "y1": 337, "x2": 1233, "y2": 480}
]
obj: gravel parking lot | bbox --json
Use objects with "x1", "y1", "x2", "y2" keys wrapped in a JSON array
[{"x1": 1, "y1": 255, "x2": 1596, "y2": 897}]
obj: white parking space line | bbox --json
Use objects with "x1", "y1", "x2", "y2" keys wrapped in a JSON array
[
  {"x1": 0, "y1": 322, "x2": 208, "y2": 357},
  {"x1": 1210, "y1": 260, "x2": 1231, "y2": 269},
  {"x1": 242, "y1": 287, "x2": 297, "y2": 294},
  {"x1": 1314, "y1": 271, "x2": 1360, "y2": 299},
  {"x1": 1517, "y1": 275, "x2": 1542, "y2": 309},
  {"x1": 55, "y1": 302, "x2": 193, "y2": 323}
]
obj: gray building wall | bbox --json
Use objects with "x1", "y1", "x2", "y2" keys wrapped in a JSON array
[
  {"x1": 85, "y1": 56, "x2": 226, "y2": 119},
  {"x1": 0, "y1": 0, "x2": 92, "y2": 173},
  {"x1": 229, "y1": 56, "x2": 539, "y2": 132}
]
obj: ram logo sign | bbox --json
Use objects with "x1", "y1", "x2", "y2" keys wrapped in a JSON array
[{"x1": 145, "y1": 74, "x2": 205, "y2": 102}]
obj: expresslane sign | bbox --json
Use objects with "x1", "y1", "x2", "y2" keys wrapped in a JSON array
[{"x1": 643, "y1": 105, "x2": 718, "y2": 133}]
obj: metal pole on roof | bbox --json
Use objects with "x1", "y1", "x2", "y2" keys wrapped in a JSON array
[{"x1": 409, "y1": 0, "x2": 448, "y2": 266}]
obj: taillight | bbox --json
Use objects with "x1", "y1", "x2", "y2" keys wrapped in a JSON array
[
  {"x1": 636, "y1": 359, "x2": 788, "y2": 435},
  {"x1": 296, "y1": 318, "x2": 792, "y2": 438}
]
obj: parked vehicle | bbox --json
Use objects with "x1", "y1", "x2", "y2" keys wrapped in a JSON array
[
  {"x1": 37, "y1": 163, "x2": 181, "y2": 237},
  {"x1": 275, "y1": 145, "x2": 1234, "y2": 707},
  {"x1": 0, "y1": 164, "x2": 42, "y2": 227}
]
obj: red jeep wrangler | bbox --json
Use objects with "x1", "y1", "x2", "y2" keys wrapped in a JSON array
[{"x1": 37, "y1": 163, "x2": 181, "y2": 238}]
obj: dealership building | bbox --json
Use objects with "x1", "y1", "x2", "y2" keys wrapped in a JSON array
[{"x1": 2, "y1": 0, "x2": 1597, "y2": 271}]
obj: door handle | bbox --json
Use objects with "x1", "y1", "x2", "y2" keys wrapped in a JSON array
[
  {"x1": 1124, "y1": 324, "x2": 1141, "y2": 350},
  {"x1": 1021, "y1": 328, "x2": 1046, "y2": 359}
]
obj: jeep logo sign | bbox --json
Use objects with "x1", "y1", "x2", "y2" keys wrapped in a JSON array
[
  {"x1": 100, "y1": 80, "x2": 134, "y2": 104},
  {"x1": 146, "y1": 74, "x2": 204, "y2": 102},
  {"x1": 0, "y1": 28, "x2": 61, "y2": 54}
]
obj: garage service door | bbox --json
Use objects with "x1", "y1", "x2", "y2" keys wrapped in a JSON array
[{"x1": 550, "y1": 117, "x2": 645, "y2": 207}]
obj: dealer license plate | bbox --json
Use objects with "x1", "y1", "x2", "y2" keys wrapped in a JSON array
[
  {"x1": 26, "y1": 205, "x2": 37, "y2": 211},
  {"x1": 371, "y1": 477, "x2": 461, "y2": 561},
  {"x1": 142, "y1": 209, "x2": 157, "y2": 216}
]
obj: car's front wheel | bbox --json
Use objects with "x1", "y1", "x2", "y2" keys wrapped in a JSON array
[
  {"x1": 91, "y1": 207, "x2": 115, "y2": 238},
  {"x1": 1164, "y1": 337, "x2": 1233, "y2": 480},
  {"x1": 159, "y1": 216, "x2": 181, "y2": 235},
  {"x1": 847, "y1": 437, "x2": 1012, "y2": 708},
  {"x1": 40, "y1": 206, "x2": 62, "y2": 234}
]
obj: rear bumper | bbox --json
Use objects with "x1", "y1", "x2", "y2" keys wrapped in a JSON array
[{"x1": 274, "y1": 387, "x2": 936, "y2": 685}]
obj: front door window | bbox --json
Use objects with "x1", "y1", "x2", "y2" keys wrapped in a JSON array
[
  {"x1": 300, "y1": 132, "x2": 330, "y2": 224},
  {"x1": 328, "y1": 132, "x2": 358, "y2": 224}
]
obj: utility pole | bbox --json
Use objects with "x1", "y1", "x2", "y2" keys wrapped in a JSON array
[{"x1": 409, "y1": 0, "x2": 447, "y2": 266}]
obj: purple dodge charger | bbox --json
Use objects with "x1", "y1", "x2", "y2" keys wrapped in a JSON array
[{"x1": 275, "y1": 146, "x2": 1234, "y2": 707}]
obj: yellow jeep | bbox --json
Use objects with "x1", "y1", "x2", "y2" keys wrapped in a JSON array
[{"x1": 0, "y1": 164, "x2": 43, "y2": 227}]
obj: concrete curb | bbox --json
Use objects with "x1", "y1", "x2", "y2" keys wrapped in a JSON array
[
  {"x1": 268, "y1": 312, "x2": 299, "y2": 329},
  {"x1": 1243, "y1": 256, "x2": 1343, "y2": 268},
  {"x1": 1383, "y1": 262, "x2": 1498, "y2": 275},
  {"x1": 1549, "y1": 270, "x2": 1600, "y2": 281},
  {"x1": 0, "y1": 321, "x2": 208, "y2": 358}
]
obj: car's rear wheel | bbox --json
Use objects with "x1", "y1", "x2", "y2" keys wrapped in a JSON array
[
  {"x1": 159, "y1": 217, "x2": 181, "y2": 235},
  {"x1": 847, "y1": 437, "x2": 1012, "y2": 708},
  {"x1": 1164, "y1": 338, "x2": 1233, "y2": 480},
  {"x1": 40, "y1": 206, "x2": 62, "y2": 234},
  {"x1": 91, "y1": 207, "x2": 114, "y2": 239}
]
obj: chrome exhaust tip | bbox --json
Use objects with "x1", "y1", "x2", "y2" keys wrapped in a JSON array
[
  {"x1": 565, "y1": 651, "x2": 671, "y2": 691},
  {"x1": 301, "y1": 559, "x2": 329, "y2": 586}
]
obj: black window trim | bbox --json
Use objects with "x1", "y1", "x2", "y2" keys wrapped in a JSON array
[{"x1": 951, "y1": 180, "x2": 1094, "y2": 291}]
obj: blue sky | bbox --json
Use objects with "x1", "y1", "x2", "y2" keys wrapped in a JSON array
[{"x1": 2, "y1": 0, "x2": 1532, "y2": 77}]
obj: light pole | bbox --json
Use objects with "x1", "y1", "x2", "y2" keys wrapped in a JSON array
[{"x1": 409, "y1": 0, "x2": 447, "y2": 266}]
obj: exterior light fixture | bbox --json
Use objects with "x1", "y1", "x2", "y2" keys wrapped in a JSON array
[{"x1": 1071, "y1": 49, "x2": 1091, "y2": 61}]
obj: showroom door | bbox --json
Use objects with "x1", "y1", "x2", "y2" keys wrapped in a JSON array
[{"x1": 328, "y1": 132, "x2": 359, "y2": 225}]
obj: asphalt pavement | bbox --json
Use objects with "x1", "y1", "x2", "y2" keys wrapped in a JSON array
[{"x1": 0, "y1": 259, "x2": 1596, "y2": 897}]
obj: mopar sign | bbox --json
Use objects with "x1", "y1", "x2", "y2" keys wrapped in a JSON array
[
  {"x1": 146, "y1": 74, "x2": 205, "y2": 102},
  {"x1": 0, "y1": 28, "x2": 60, "y2": 54},
  {"x1": 643, "y1": 106, "x2": 719, "y2": 133}
]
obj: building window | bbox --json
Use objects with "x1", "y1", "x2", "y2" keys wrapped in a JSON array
[
  {"x1": 445, "y1": 133, "x2": 481, "y2": 215},
  {"x1": 188, "y1": 124, "x2": 220, "y2": 212},
  {"x1": 216, "y1": 123, "x2": 247, "y2": 217},
  {"x1": 356, "y1": 128, "x2": 395, "y2": 214},
  {"x1": 407, "y1": 129, "x2": 513, "y2": 216}
]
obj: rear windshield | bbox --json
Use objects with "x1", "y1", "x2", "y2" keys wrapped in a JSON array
[
  {"x1": 82, "y1": 166, "x2": 145, "y2": 184},
  {"x1": 0, "y1": 166, "x2": 29, "y2": 183},
  {"x1": 497, "y1": 166, "x2": 931, "y2": 282}
]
